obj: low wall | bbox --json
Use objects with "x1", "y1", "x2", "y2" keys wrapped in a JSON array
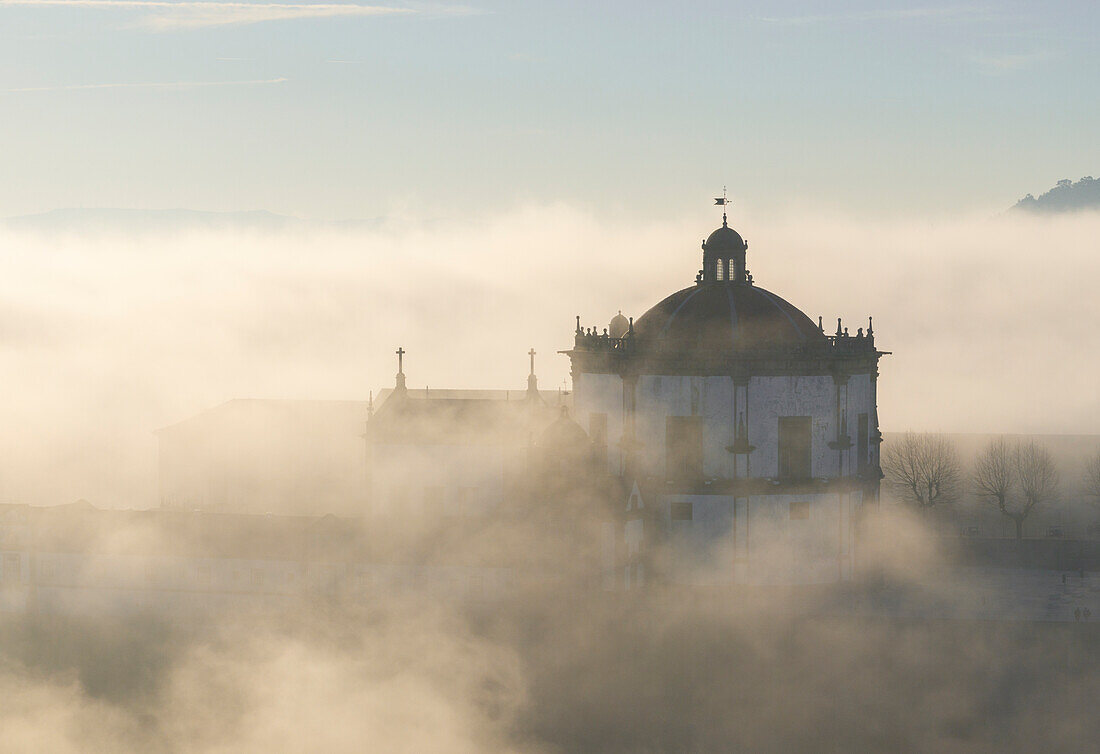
[{"x1": 945, "y1": 537, "x2": 1100, "y2": 571}]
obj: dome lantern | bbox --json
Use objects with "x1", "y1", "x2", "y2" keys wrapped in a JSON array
[{"x1": 701, "y1": 190, "x2": 748, "y2": 284}]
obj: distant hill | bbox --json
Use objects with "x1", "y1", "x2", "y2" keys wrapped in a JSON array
[
  {"x1": 1013, "y1": 176, "x2": 1100, "y2": 213},
  {"x1": 2, "y1": 208, "x2": 383, "y2": 233}
]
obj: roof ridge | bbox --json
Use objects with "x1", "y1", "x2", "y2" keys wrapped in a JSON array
[{"x1": 753, "y1": 286, "x2": 808, "y2": 341}]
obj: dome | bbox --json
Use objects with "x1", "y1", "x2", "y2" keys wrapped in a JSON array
[
  {"x1": 608, "y1": 311, "x2": 630, "y2": 339},
  {"x1": 632, "y1": 283, "x2": 825, "y2": 357},
  {"x1": 704, "y1": 223, "x2": 746, "y2": 252}
]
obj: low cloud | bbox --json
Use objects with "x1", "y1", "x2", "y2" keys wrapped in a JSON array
[
  {"x1": 2, "y1": 509, "x2": 1100, "y2": 753},
  {"x1": 0, "y1": 205, "x2": 1097, "y2": 506}
]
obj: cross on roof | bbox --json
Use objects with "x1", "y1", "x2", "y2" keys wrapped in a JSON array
[
  {"x1": 396, "y1": 347, "x2": 405, "y2": 374},
  {"x1": 528, "y1": 348, "x2": 536, "y2": 376}
]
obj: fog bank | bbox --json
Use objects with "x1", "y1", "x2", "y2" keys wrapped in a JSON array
[{"x1": 0, "y1": 206, "x2": 1097, "y2": 505}]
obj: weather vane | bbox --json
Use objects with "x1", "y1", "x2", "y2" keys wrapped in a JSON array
[{"x1": 713, "y1": 185, "x2": 729, "y2": 226}]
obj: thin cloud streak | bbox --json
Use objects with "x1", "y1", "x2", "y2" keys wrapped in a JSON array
[
  {"x1": 973, "y1": 50, "x2": 1051, "y2": 73},
  {"x1": 753, "y1": 5, "x2": 998, "y2": 26},
  {"x1": 3, "y1": 77, "x2": 288, "y2": 92},
  {"x1": 0, "y1": 0, "x2": 415, "y2": 29}
]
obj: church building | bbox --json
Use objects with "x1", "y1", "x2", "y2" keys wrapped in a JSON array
[
  {"x1": 155, "y1": 198, "x2": 887, "y2": 590},
  {"x1": 365, "y1": 348, "x2": 571, "y2": 518},
  {"x1": 571, "y1": 205, "x2": 886, "y2": 586}
]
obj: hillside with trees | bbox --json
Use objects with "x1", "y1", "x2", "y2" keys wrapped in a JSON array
[{"x1": 1014, "y1": 176, "x2": 1100, "y2": 213}]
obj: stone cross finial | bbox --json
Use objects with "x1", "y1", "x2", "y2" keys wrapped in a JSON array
[
  {"x1": 394, "y1": 347, "x2": 407, "y2": 394},
  {"x1": 527, "y1": 348, "x2": 539, "y2": 395}
]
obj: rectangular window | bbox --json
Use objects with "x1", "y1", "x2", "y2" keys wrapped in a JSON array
[
  {"x1": 666, "y1": 416, "x2": 704, "y2": 479},
  {"x1": 589, "y1": 412, "x2": 608, "y2": 468},
  {"x1": 857, "y1": 413, "x2": 869, "y2": 475},
  {"x1": 789, "y1": 501, "x2": 810, "y2": 520},
  {"x1": 670, "y1": 501, "x2": 693, "y2": 521},
  {"x1": 589, "y1": 413, "x2": 608, "y2": 445},
  {"x1": 778, "y1": 416, "x2": 812, "y2": 480}
]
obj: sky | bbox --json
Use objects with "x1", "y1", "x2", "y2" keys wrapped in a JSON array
[{"x1": 1, "y1": 0, "x2": 1099, "y2": 220}]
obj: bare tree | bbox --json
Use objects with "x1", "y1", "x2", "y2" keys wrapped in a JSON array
[
  {"x1": 1084, "y1": 453, "x2": 1100, "y2": 510},
  {"x1": 973, "y1": 437, "x2": 1014, "y2": 524},
  {"x1": 880, "y1": 432, "x2": 962, "y2": 510},
  {"x1": 973, "y1": 438, "x2": 1059, "y2": 540}
]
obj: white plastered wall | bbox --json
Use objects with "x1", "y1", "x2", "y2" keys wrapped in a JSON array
[
  {"x1": 573, "y1": 371, "x2": 878, "y2": 481},
  {"x1": 572, "y1": 372, "x2": 625, "y2": 475}
]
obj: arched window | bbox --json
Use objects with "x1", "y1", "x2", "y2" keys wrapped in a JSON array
[{"x1": 716, "y1": 260, "x2": 725, "y2": 281}]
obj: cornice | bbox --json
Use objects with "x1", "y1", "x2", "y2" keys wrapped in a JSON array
[{"x1": 563, "y1": 348, "x2": 884, "y2": 378}]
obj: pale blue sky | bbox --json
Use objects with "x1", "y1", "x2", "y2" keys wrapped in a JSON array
[{"x1": 1, "y1": 0, "x2": 1097, "y2": 219}]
